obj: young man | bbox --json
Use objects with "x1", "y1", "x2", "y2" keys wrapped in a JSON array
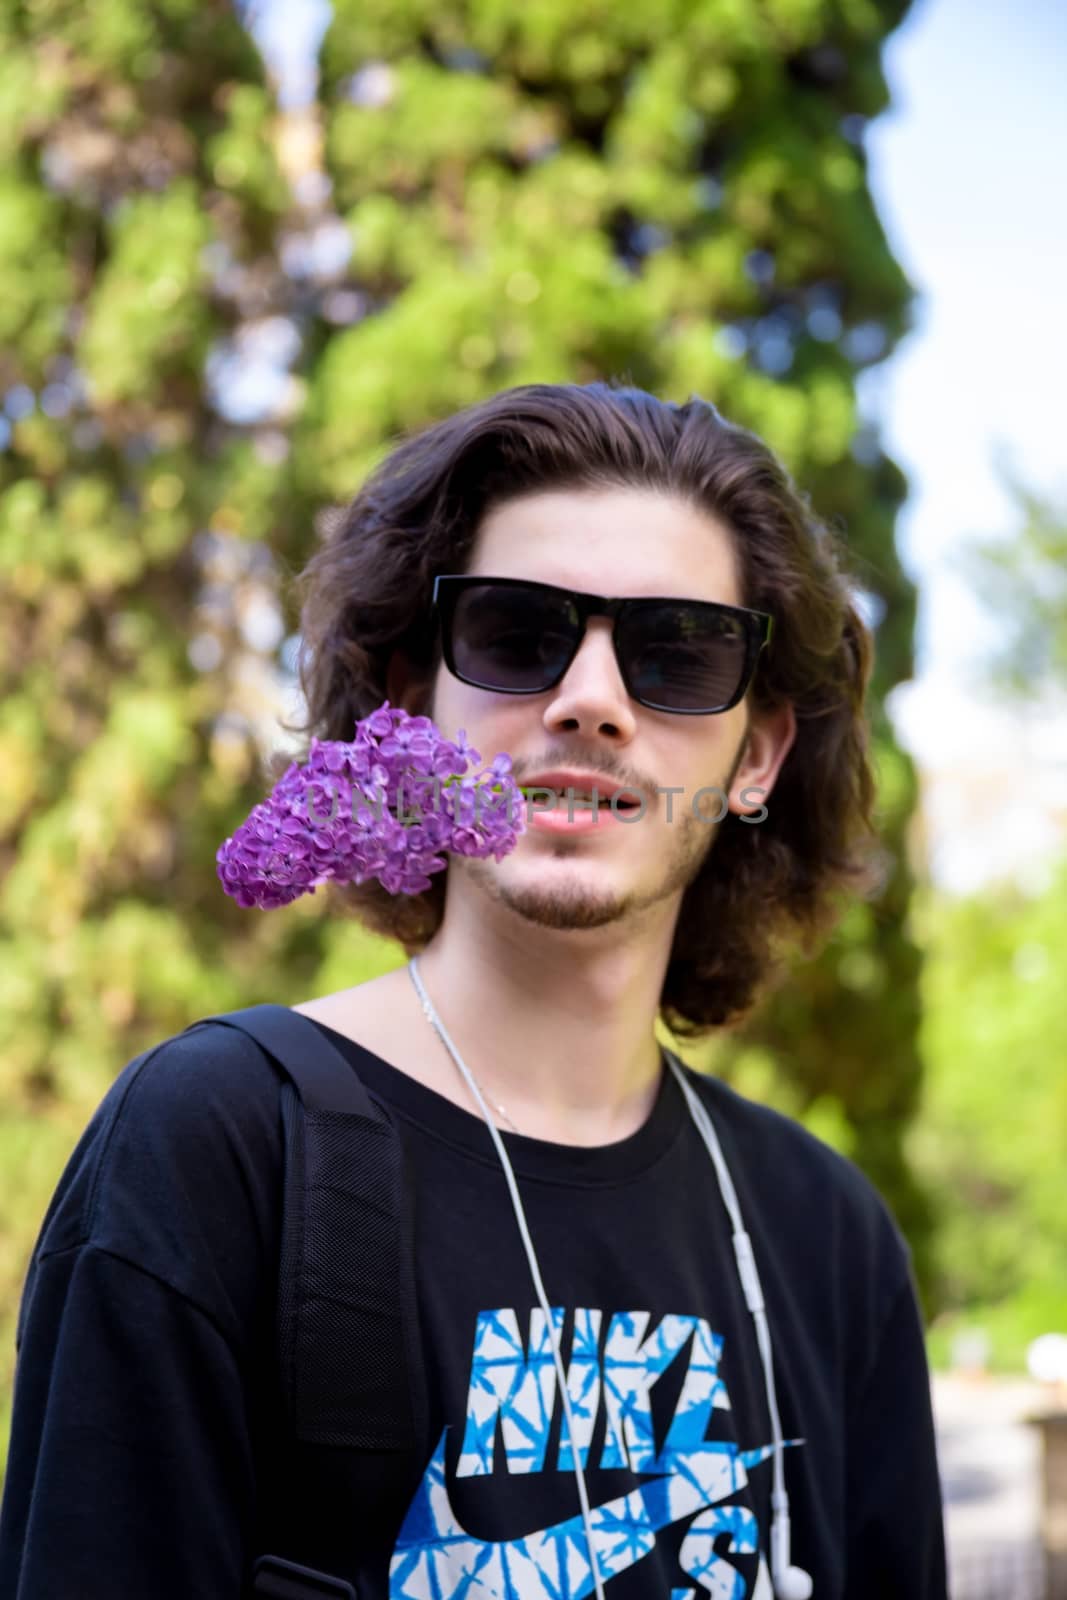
[{"x1": 0, "y1": 383, "x2": 947, "y2": 1599}]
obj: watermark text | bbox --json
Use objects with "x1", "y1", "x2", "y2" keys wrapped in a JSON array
[{"x1": 305, "y1": 779, "x2": 769, "y2": 829}]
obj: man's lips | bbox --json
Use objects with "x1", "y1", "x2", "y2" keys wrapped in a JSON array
[{"x1": 518, "y1": 770, "x2": 645, "y2": 807}]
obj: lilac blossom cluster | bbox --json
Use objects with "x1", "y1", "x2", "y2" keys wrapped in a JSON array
[{"x1": 216, "y1": 702, "x2": 526, "y2": 908}]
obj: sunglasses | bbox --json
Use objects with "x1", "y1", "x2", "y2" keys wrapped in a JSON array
[{"x1": 430, "y1": 575, "x2": 773, "y2": 716}]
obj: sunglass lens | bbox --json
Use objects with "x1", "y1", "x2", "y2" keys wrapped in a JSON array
[
  {"x1": 451, "y1": 585, "x2": 576, "y2": 692},
  {"x1": 620, "y1": 603, "x2": 748, "y2": 711}
]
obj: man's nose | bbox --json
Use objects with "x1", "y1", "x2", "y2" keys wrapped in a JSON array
[{"x1": 541, "y1": 618, "x2": 638, "y2": 738}]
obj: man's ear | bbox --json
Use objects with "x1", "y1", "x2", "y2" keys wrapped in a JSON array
[
  {"x1": 386, "y1": 648, "x2": 434, "y2": 718},
  {"x1": 726, "y1": 700, "x2": 797, "y2": 818}
]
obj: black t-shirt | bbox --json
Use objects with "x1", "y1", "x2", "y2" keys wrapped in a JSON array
[{"x1": 0, "y1": 1014, "x2": 947, "y2": 1599}]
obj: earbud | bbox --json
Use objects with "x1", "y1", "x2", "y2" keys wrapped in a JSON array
[
  {"x1": 771, "y1": 1508, "x2": 814, "y2": 1599},
  {"x1": 667, "y1": 1070, "x2": 815, "y2": 1600},
  {"x1": 774, "y1": 1565, "x2": 814, "y2": 1600}
]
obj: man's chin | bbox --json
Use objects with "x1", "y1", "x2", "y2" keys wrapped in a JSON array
[
  {"x1": 459, "y1": 853, "x2": 631, "y2": 931},
  {"x1": 498, "y1": 891, "x2": 630, "y2": 933}
]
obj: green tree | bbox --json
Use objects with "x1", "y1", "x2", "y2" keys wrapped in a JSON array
[
  {"x1": 308, "y1": 0, "x2": 932, "y2": 1289},
  {"x1": 2, "y1": 0, "x2": 932, "y2": 1478},
  {"x1": 0, "y1": 0, "x2": 303, "y2": 1473}
]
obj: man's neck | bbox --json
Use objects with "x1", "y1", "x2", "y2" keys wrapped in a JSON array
[
  {"x1": 296, "y1": 900, "x2": 679, "y2": 1146},
  {"x1": 402, "y1": 905, "x2": 674, "y2": 1146}
]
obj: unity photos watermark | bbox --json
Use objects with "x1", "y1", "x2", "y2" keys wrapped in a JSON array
[{"x1": 304, "y1": 779, "x2": 770, "y2": 829}]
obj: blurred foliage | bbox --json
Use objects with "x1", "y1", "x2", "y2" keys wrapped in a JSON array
[
  {"x1": 0, "y1": 0, "x2": 303, "y2": 1480},
  {"x1": 919, "y1": 474, "x2": 1067, "y2": 1369},
  {"x1": 1, "y1": 0, "x2": 937, "y2": 1479},
  {"x1": 913, "y1": 856, "x2": 1067, "y2": 1371},
  {"x1": 956, "y1": 446, "x2": 1067, "y2": 699}
]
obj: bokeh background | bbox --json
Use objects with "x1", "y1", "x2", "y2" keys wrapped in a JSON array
[{"x1": 1, "y1": 0, "x2": 1064, "y2": 1589}]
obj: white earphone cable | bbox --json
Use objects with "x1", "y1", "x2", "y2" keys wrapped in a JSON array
[
  {"x1": 408, "y1": 957, "x2": 607, "y2": 1600},
  {"x1": 665, "y1": 1059, "x2": 790, "y2": 1509},
  {"x1": 666, "y1": 1053, "x2": 813, "y2": 1600},
  {"x1": 408, "y1": 957, "x2": 812, "y2": 1600}
]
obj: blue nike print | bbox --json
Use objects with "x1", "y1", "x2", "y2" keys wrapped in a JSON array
[
  {"x1": 388, "y1": 1308, "x2": 800, "y2": 1598},
  {"x1": 389, "y1": 1428, "x2": 786, "y2": 1598}
]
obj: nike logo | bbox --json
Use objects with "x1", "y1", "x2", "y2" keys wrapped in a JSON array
[{"x1": 390, "y1": 1430, "x2": 794, "y2": 1598}]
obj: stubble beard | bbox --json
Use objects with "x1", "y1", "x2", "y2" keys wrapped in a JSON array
[
  {"x1": 430, "y1": 685, "x2": 749, "y2": 934},
  {"x1": 456, "y1": 805, "x2": 720, "y2": 932}
]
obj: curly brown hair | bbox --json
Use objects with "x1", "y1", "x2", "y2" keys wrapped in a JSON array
[{"x1": 278, "y1": 380, "x2": 882, "y2": 1039}]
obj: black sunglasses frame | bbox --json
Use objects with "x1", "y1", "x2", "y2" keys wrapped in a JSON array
[{"x1": 430, "y1": 575, "x2": 774, "y2": 716}]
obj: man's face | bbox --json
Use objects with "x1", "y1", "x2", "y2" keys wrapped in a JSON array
[{"x1": 397, "y1": 485, "x2": 795, "y2": 935}]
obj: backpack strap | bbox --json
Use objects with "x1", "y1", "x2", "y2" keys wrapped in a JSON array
[
  {"x1": 195, "y1": 1004, "x2": 427, "y2": 1449},
  {"x1": 184, "y1": 1004, "x2": 429, "y2": 1598},
  {"x1": 203, "y1": 1004, "x2": 380, "y2": 1117}
]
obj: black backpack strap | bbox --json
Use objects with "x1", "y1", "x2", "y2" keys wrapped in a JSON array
[
  {"x1": 184, "y1": 1004, "x2": 428, "y2": 1598},
  {"x1": 203, "y1": 1004, "x2": 380, "y2": 1116},
  {"x1": 251, "y1": 1554, "x2": 356, "y2": 1599},
  {"x1": 193, "y1": 1004, "x2": 426, "y2": 1448}
]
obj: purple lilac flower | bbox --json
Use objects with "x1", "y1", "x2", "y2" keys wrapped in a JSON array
[{"x1": 216, "y1": 702, "x2": 527, "y2": 908}]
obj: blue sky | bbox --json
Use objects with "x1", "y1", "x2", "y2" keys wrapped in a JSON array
[
  {"x1": 866, "y1": 0, "x2": 1067, "y2": 662},
  {"x1": 863, "y1": 0, "x2": 1067, "y2": 888}
]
